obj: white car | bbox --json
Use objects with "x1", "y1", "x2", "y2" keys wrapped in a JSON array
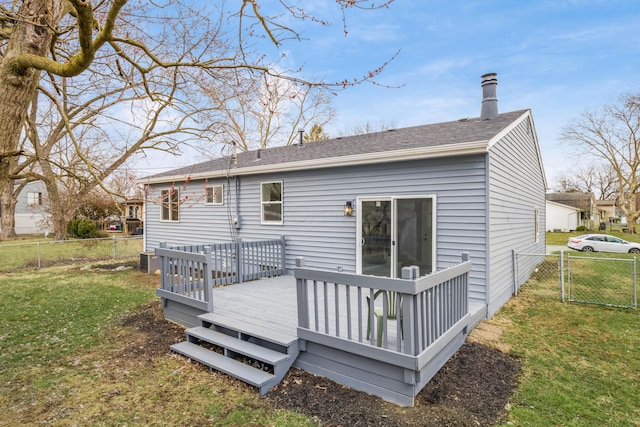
[{"x1": 567, "y1": 234, "x2": 640, "y2": 254}]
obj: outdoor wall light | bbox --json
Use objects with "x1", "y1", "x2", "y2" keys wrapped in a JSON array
[{"x1": 343, "y1": 201, "x2": 353, "y2": 216}]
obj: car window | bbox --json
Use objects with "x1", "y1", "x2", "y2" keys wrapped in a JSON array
[
  {"x1": 587, "y1": 236, "x2": 604, "y2": 241},
  {"x1": 606, "y1": 236, "x2": 624, "y2": 244}
]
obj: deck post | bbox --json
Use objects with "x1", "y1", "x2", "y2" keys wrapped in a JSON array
[
  {"x1": 236, "y1": 238, "x2": 243, "y2": 284},
  {"x1": 158, "y1": 242, "x2": 168, "y2": 291},
  {"x1": 401, "y1": 266, "x2": 418, "y2": 355},
  {"x1": 203, "y1": 247, "x2": 214, "y2": 313},
  {"x1": 280, "y1": 235, "x2": 286, "y2": 273},
  {"x1": 295, "y1": 257, "x2": 309, "y2": 329}
]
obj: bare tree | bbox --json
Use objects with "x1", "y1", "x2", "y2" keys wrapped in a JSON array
[
  {"x1": 554, "y1": 162, "x2": 618, "y2": 200},
  {"x1": 562, "y1": 93, "x2": 640, "y2": 232},
  {"x1": 203, "y1": 71, "x2": 335, "y2": 155},
  {"x1": 0, "y1": 0, "x2": 396, "y2": 239},
  {"x1": 346, "y1": 119, "x2": 397, "y2": 136}
]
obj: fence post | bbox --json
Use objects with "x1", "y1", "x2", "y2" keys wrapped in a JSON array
[
  {"x1": 559, "y1": 250, "x2": 565, "y2": 303},
  {"x1": 634, "y1": 256, "x2": 637, "y2": 309},
  {"x1": 204, "y1": 247, "x2": 214, "y2": 313},
  {"x1": 112, "y1": 235, "x2": 117, "y2": 258},
  {"x1": 295, "y1": 257, "x2": 309, "y2": 329}
]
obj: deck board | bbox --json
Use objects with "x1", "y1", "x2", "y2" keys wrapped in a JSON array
[{"x1": 205, "y1": 276, "x2": 300, "y2": 344}]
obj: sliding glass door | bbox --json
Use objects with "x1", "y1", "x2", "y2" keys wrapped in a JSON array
[{"x1": 358, "y1": 197, "x2": 434, "y2": 278}]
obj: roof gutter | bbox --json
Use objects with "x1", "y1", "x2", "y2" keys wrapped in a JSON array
[{"x1": 143, "y1": 139, "x2": 490, "y2": 184}]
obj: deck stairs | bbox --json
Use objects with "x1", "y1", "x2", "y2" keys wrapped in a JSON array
[{"x1": 171, "y1": 312, "x2": 300, "y2": 394}]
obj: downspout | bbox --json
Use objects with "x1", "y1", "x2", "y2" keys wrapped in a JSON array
[
  {"x1": 484, "y1": 153, "x2": 492, "y2": 308},
  {"x1": 234, "y1": 175, "x2": 241, "y2": 232}
]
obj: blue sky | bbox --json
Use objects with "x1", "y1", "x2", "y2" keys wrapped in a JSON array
[{"x1": 138, "y1": 1, "x2": 640, "y2": 185}]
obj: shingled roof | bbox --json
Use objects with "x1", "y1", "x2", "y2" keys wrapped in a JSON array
[
  {"x1": 546, "y1": 192, "x2": 595, "y2": 210},
  {"x1": 146, "y1": 109, "x2": 530, "y2": 183}
]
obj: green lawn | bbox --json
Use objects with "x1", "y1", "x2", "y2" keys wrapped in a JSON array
[
  {"x1": 546, "y1": 230, "x2": 640, "y2": 246},
  {"x1": 0, "y1": 235, "x2": 142, "y2": 271},
  {"x1": 0, "y1": 255, "x2": 638, "y2": 425}
]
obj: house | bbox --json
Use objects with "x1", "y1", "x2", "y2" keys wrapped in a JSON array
[
  {"x1": 546, "y1": 199, "x2": 581, "y2": 232},
  {"x1": 595, "y1": 199, "x2": 617, "y2": 224},
  {"x1": 0, "y1": 180, "x2": 49, "y2": 235},
  {"x1": 142, "y1": 73, "x2": 547, "y2": 406},
  {"x1": 546, "y1": 192, "x2": 596, "y2": 231}
]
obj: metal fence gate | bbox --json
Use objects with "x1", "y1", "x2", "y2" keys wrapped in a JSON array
[
  {"x1": 514, "y1": 251, "x2": 638, "y2": 309},
  {"x1": 566, "y1": 254, "x2": 637, "y2": 309}
]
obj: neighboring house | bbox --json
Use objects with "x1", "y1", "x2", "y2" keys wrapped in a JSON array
[
  {"x1": 546, "y1": 192, "x2": 596, "y2": 230},
  {"x1": 0, "y1": 180, "x2": 50, "y2": 235},
  {"x1": 546, "y1": 200, "x2": 581, "y2": 232},
  {"x1": 595, "y1": 199, "x2": 617, "y2": 223},
  {"x1": 142, "y1": 74, "x2": 547, "y2": 405},
  {"x1": 122, "y1": 197, "x2": 144, "y2": 221},
  {"x1": 120, "y1": 197, "x2": 144, "y2": 234}
]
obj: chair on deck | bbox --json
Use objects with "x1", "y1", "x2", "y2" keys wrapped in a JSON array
[{"x1": 366, "y1": 290, "x2": 403, "y2": 347}]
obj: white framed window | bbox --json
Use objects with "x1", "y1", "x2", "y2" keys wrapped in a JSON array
[
  {"x1": 205, "y1": 185, "x2": 223, "y2": 205},
  {"x1": 27, "y1": 192, "x2": 42, "y2": 206},
  {"x1": 161, "y1": 189, "x2": 179, "y2": 221},
  {"x1": 261, "y1": 181, "x2": 282, "y2": 224},
  {"x1": 534, "y1": 207, "x2": 540, "y2": 243}
]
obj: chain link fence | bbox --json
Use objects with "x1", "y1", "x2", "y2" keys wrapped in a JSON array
[
  {"x1": 515, "y1": 251, "x2": 638, "y2": 309},
  {"x1": 0, "y1": 236, "x2": 143, "y2": 272}
]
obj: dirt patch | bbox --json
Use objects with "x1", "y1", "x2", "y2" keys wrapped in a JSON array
[{"x1": 120, "y1": 300, "x2": 520, "y2": 426}]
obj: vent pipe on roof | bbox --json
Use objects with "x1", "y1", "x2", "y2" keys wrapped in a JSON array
[
  {"x1": 232, "y1": 140, "x2": 237, "y2": 166},
  {"x1": 480, "y1": 73, "x2": 498, "y2": 120},
  {"x1": 298, "y1": 129, "x2": 304, "y2": 146}
]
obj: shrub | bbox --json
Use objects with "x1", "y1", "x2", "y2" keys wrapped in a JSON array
[
  {"x1": 67, "y1": 219, "x2": 81, "y2": 237},
  {"x1": 68, "y1": 218, "x2": 99, "y2": 239},
  {"x1": 576, "y1": 225, "x2": 587, "y2": 232}
]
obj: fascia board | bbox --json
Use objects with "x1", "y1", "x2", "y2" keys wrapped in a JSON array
[{"x1": 143, "y1": 140, "x2": 490, "y2": 184}]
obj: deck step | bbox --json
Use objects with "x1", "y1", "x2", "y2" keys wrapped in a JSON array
[
  {"x1": 185, "y1": 326, "x2": 291, "y2": 365},
  {"x1": 198, "y1": 312, "x2": 297, "y2": 347},
  {"x1": 171, "y1": 341, "x2": 275, "y2": 388}
]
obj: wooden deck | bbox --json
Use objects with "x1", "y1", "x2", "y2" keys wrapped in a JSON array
[
  {"x1": 158, "y1": 253, "x2": 479, "y2": 406},
  {"x1": 205, "y1": 275, "x2": 299, "y2": 346}
]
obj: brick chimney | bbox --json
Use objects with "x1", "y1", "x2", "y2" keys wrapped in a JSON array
[{"x1": 480, "y1": 73, "x2": 498, "y2": 120}]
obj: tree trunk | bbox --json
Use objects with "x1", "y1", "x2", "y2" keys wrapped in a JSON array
[
  {"x1": 42, "y1": 177, "x2": 72, "y2": 240},
  {"x1": 0, "y1": 180, "x2": 18, "y2": 240},
  {"x1": 0, "y1": 0, "x2": 62, "y2": 197}
]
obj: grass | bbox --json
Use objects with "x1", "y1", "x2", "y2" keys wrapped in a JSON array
[
  {"x1": 546, "y1": 230, "x2": 640, "y2": 246},
  {"x1": 0, "y1": 252, "x2": 638, "y2": 425},
  {"x1": 0, "y1": 263, "x2": 314, "y2": 426},
  {"x1": 0, "y1": 235, "x2": 142, "y2": 271},
  {"x1": 494, "y1": 272, "x2": 640, "y2": 426}
]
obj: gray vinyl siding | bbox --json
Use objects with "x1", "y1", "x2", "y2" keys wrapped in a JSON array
[
  {"x1": 12, "y1": 181, "x2": 48, "y2": 234},
  {"x1": 487, "y1": 115, "x2": 546, "y2": 315},
  {"x1": 145, "y1": 154, "x2": 489, "y2": 303}
]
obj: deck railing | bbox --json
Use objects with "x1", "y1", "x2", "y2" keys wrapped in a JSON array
[
  {"x1": 155, "y1": 237, "x2": 286, "y2": 312},
  {"x1": 295, "y1": 254, "x2": 471, "y2": 362}
]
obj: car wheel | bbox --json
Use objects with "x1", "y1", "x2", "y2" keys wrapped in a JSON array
[
  {"x1": 629, "y1": 248, "x2": 640, "y2": 254},
  {"x1": 582, "y1": 246, "x2": 594, "y2": 252}
]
